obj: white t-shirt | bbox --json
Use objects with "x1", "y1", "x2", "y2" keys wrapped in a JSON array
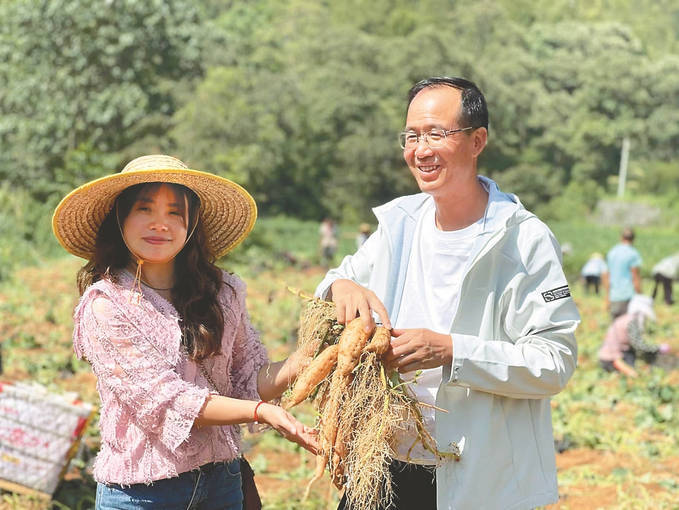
[{"x1": 393, "y1": 198, "x2": 484, "y2": 464}]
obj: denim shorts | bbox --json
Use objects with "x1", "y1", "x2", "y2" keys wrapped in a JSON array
[{"x1": 96, "y1": 458, "x2": 243, "y2": 510}]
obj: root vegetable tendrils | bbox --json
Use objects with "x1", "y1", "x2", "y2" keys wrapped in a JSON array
[
  {"x1": 285, "y1": 344, "x2": 339, "y2": 409},
  {"x1": 288, "y1": 293, "x2": 457, "y2": 509}
]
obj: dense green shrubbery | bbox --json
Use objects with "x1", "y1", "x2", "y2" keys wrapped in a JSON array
[
  {"x1": 2, "y1": 0, "x2": 679, "y2": 223},
  {"x1": 0, "y1": 184, "x2": 63, "y2": 281}
]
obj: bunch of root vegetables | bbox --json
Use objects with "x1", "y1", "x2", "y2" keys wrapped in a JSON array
[{"x1": 283, "y1": 295, "x2": 454, "y2": 510}]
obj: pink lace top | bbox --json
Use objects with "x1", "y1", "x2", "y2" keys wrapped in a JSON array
[{"x1": 72, "y1": 269, "x2": 269, "y2": 485}]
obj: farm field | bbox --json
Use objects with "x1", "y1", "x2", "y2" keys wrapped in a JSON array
[{"x1": 0, "y1": 249, "x2": 678, "y2": 509}]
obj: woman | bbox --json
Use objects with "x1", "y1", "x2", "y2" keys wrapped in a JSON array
[
  {"x1": 598, "y1": 294, "x2": 671, "y2": 377},
  {"x1": 52, "y1": 155, "x2": 316, "y2": 509}
]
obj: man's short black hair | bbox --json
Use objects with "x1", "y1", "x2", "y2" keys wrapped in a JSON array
[
  {"x1": 622, "y1": 227, "x2": 635, "y2": 242},
  {"x1": 407, "y1": 76, "x2": 489, "y2": 131}
]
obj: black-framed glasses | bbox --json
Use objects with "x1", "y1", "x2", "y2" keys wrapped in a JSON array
[{"x1": 398, "y1": 127, "x2": 473, "y2": 149}]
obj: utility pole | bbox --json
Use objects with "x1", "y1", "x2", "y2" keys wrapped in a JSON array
[{"x1": 617, "y1": 136, "x2": 630, "y2": 198}]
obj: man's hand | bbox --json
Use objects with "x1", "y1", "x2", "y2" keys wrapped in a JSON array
[
  {"x1": 330, "y1": 279, "x2": 392, "y2": 331},
  {"x1": 385, "y1": 328, "x2": 453, "y2": 373}
]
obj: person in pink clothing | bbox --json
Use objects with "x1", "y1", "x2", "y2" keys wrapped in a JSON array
[
  {"x1": 53, "y1": 155, "x2": 317, "y2": 510},
  {"x1": 598, "y1": 295, "x2": 671, "y2": 377}
]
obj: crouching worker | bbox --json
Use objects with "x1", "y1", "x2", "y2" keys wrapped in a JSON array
[
  {"x1": 598, "y1": 295, "x2": 671, "y2": 377},
  {"x1": 53, "y1": 155, "x2": 317, "y2": 510}
]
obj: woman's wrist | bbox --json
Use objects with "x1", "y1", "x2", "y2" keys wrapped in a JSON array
[{"x1": 253, "y1": 400, "x2": 267, "y2": 424}]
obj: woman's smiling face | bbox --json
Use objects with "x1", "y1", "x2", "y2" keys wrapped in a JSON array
[{"x1": 122, "y1": 183, "x2": 189, "y2": 266}]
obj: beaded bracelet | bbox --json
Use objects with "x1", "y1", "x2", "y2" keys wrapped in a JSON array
[{"x1": 253, "y1": 400, "x2": 266, "y2": 424}]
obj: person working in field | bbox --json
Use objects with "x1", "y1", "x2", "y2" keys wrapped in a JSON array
[
  {"x1": 651, "y1": 252, "x2": 679, "y2": 305},
  {"x1": 319, "y1": 217, "x2": 339, "y2": 267},
  {"x1": 603, "y1": 227, "x2": 642, "y2": 319},
  {"x1": 53, "y1": 155, "x2": 317, "y2": 510},
  {"x1": 315, "y1": 77, "x2": 580, "y2": 510},
  {"x1": 581, "y1": 252, "x2": 607, "y2": 294},
  {"x1": 598, "y1": 295, "x2": 671, "y2": 377}
]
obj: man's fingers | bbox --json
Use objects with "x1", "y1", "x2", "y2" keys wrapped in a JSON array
[
  {"x1": 335, "y1": 301, "x2": 347, "y2": 324},
  {"x1": 384, "y1": 343, "x2": 407, "y2": 361},
  {"x1": 369, "y1": 296, "x2": 392, "y2": 330},
  {"x1": 384, "y1": 332, "x2": 409, "y2": 359},
  {"x1": 398, "y1": 362, "x2": 420, "y2": 374},
  {"x1": 357, "y1": 300, "x2": 374, "y2": 332},
  {"x1": 345, "y1": 298, "x2": 359, "y2": 322}
]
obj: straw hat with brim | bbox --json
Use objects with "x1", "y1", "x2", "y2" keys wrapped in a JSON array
[{"x1": 52, "y1": 155, "x2": 257, "y2": 260}]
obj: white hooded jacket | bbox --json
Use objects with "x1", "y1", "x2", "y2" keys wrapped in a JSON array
[{"x1": 315, "y1": 177, "x2": 580, "y2": 510}]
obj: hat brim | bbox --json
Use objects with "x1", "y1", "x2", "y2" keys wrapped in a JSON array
[{"x1": 52, "y1": 168, "x2": 257, "y2": 260}]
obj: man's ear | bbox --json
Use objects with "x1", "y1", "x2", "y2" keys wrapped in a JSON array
[{"x1": 472, "y1": 127, "x2": 488, "y2": 157}]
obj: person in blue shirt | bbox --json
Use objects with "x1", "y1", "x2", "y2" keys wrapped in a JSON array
[{"x1": 603, "y1": 227, "x2": 642, "y2": 319}]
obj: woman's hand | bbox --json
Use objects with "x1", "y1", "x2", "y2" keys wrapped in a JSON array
[
  {"x1": 612, "y1": 358, "x2": 638, "y2": 378},
  {"x1": 257, "y1": 402, "x2": 318, "y2": 454}
]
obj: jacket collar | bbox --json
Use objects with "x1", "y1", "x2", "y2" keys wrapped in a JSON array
[
  {"x1": 373, "y1": 175, "x2": 529, "y2": 235},
  {"x1": 370, "y1": 176, "x2": 534, "y2": 324}
]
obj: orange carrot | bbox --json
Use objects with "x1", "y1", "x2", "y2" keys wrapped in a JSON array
[
  {"x1": 336, "y1": 317, "x2": 374, "y2": 377},
  {"x1": 303, "y1": 452, "x2": 328, "y2": 500},
  {"x1": 363, "y1": 326, "x2": 391, "y2": 356},
  {"x1": 331, "y1": 418, "x2": 350, "y2": 489},
  {"x1": 286, "y1": 344, "x2": 339, "y2": 409},
  {"x1": 322, "y1": 373, "x2": 343, "y2": 447}
]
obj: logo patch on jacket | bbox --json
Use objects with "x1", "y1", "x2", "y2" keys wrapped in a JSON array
[{"x1": 542, "y1": 285, "x2": 571, "y2": 302}]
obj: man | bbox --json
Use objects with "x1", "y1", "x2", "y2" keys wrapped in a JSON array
[
  {"x1": 603, "y1": 227, "x2": 642, "y2": 319},
  {"x1": 651, "y1": 252, "x2": 679, "y2": 305},
  {"x1": 315, "y1": 77, "x2": 579, "y2": 510}
]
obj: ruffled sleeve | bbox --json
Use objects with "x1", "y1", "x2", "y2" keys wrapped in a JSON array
[
  {"x1": 222, "y1": 273, "x2": 269, "y2": 401},
  {"x1": 73, "y1": 286, "x2": 210, "y2": 451}
]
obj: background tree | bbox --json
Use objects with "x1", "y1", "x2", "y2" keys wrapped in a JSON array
[{"x1": 0, "y1": 0, "x2": 206, "y2": 199}]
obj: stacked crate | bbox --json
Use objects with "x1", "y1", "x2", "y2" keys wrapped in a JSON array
[{"x1": 0, "y1": 381, "x2": 94, "y2": 497}]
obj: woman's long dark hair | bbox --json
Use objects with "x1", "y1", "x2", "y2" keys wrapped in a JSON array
[{"x1": 77, "y1": 182, "x2": 226, "y2": 360}]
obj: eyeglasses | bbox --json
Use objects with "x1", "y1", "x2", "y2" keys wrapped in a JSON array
[{"x1": 398, "y1": 127, "x2": 473, "y2": 149}]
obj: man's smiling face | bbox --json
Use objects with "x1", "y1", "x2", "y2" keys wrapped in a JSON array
[{"x1": 403, "y1": 86, "x2": 482, "y2": 199}]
